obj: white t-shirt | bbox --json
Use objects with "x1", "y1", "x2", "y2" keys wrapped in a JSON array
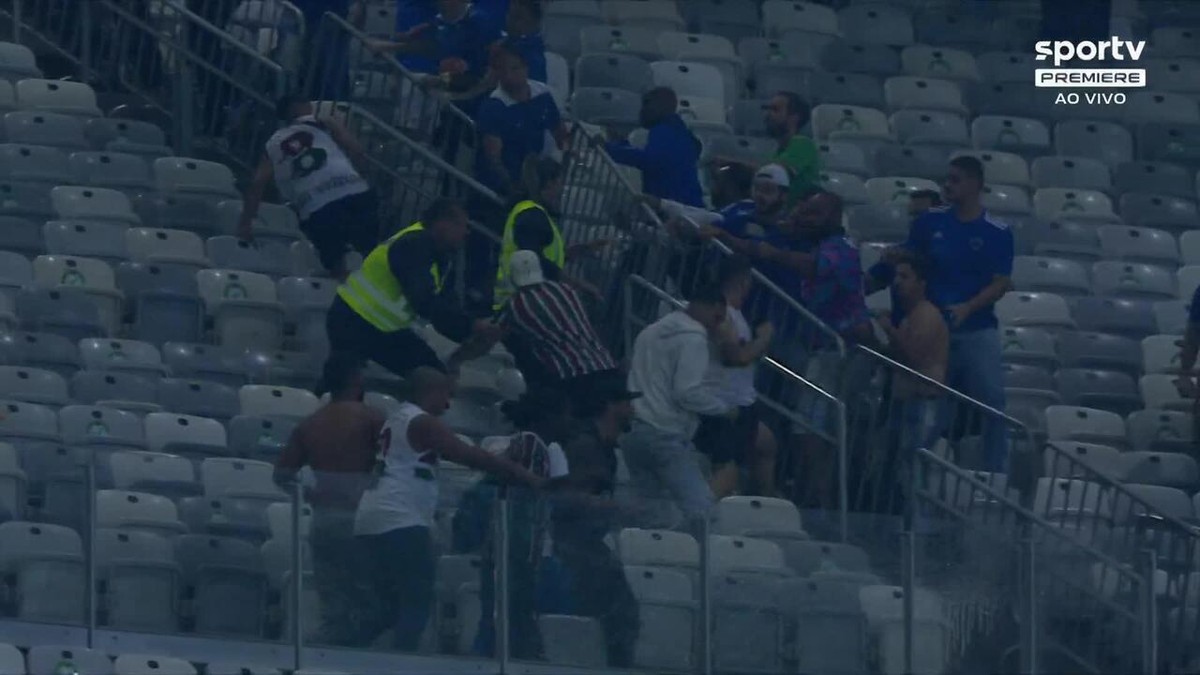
[
  {"x1": 704, "y1": 305, "x2": 758, "y2": 408},
  {"x1": 265, "y1": 115, "x2": 368, "y2": 220},
  {"x1": 355, "y1": 402, "x2": 439, "y2": 535}
]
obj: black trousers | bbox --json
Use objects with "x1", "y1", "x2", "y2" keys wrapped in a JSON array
[
  {"x1": 300, "y1": 191, "x2": 380, "y2": 275},
  {"x1": 357, "y1": 525, "x2": 436, "y2": 651},
  {"x1": 555, "y1": 533, "x2": 639, "y2": 667},
  {"x1": 325, "y1": 298, "x2": 446, "y2": 377}
]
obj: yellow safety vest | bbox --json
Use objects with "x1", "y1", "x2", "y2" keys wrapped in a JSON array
[
  {"x1": 493, "y1": 200, "x2": 565, "y2": 310},
  {"x1": 336, "y1": 222, "x2": 444, "y2": 333}
]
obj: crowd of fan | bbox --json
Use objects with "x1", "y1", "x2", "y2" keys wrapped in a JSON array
[{"x1": 236, "y1": 0, "x2": 1025, "y2": 663}]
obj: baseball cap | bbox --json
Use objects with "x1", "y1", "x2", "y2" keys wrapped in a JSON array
[
  {"x1": 754, "y1": 163, "x2": 790, "y2": 188},
  {"x1": 510, "y1": 250, "x2": 545, "y2": 288},
  {"x1": 573, "y1": 373, "x2": 642, "y2": 417}
]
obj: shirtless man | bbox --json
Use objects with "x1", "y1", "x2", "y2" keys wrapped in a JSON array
[{"x1": 874, "y1": 251, "x2": 949, "y2": 454}]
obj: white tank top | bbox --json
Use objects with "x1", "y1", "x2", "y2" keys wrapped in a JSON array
[
  {"x1": 354, "y1": 402, "x2": 439, "y2": 535},
  {"x1": 265, "y1": 115, "x2": 368, "y2": 220},
  {"x1": 705, "y1": 306, "x2": 758, "y2": 407}
]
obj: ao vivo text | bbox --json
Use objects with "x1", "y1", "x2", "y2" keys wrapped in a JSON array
[{"x1": 1054, "y1": 92, "x2": 1127, "y2": 105}]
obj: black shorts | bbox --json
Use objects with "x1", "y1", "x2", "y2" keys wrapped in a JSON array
[
  {"x1": 325, "y1": 297, "x2": 446, "y2": 377},
  {"x1": 694, "y1": 402, "x2": 763, "y2": 466},
  {"x1": 300, "y1": 189, "x2": 380, "y2": 273}
]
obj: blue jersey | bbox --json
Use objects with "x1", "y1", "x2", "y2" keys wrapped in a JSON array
[{"x1": 904, "y1": 206, "x2": 1014, "y2": 333}]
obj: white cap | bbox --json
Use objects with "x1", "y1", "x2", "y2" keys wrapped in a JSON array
[
  {"x1": 510, "y1": 250, "x2": 545, "y2": 288},
  {"x1": 754, "y1": 163, "x2": 790, "y2": 188}
]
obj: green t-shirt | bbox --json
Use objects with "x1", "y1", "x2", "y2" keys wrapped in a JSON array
[{"x1": 773, "y1": 134, "x2": 821, "y2": 205}]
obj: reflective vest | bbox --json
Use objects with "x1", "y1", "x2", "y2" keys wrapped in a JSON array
[
  {"x1": 493, "y1": 200, "x2": 565, "y2": 310},
  {"x1": 336, "y1": 222, "x2": 443, "y2": 332}
]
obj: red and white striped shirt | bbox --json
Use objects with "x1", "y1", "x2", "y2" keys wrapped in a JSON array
[{"x1": 499, "y1": 281, "x2": 617, "y2": 380}]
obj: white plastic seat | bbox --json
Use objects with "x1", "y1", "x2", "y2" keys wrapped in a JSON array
[
  {"x1": 650, "y1": 61, "x2": 728, "y2": 108},
  {"x1": 96, "y1": 489, "x2": 187, "y2": 537},
  {"x1": 1124, "y1": 91, "x2": 1200, "y2": 125},
  {"x1": 16, "y1": 79, "x2": 100, "y2": 117},
  {"x1": 971, "y1": 115, "x2": 1051, "y2": 156},
  {"x1": 0, "y1": 366, "x2": 70, "y2": 407},
  {"x1": 980, "y1": 184, "x2": 1031, "y2": 216},
  {"x1": 205, "y1": 236, "x2": 290, "y2": 277},
  {"x1": 676, "y1": 95, "x2": 728, "y2": 128},
  {"x1": 762, "y1": 1, "x2": 839, "y2": 37},
  {"x1": 713, "y1": 496, "x2": 804, "y2": 537},
  {"x1": 84, "y1": 118, "x2": 170, "y2": 157},
  {"x1": 618, "y1": 527, "x2": 699, "y2": 572},
  {"x1": 1119, "y1": 193, "x2": 1199, "y2": 235},
  {"x1": 125, "y1": 227, "x2": 209, "y2": 270},
  {"x1": 872, "y1": 144, "x2": 944, "y2": 182},
  {"x1": 545, "y1": 52, "x2": 570, "y2": 109},
  {"x1": 656, "y1": 33, "x2": 742, "y2": 104},
  {"x1": 838, "y1": 4, "x2": 914, "y2": 46},
  {"x1": 977, "y1": 51, "x2": 1036, "y2": 83},
  {"x1": 889, "y1": 110, "x2": 968, "y2": 149},
  {"x1": 818, "y1": 140, "x2": 870, "y2": 177},
  {"x1": 579, "y1": 25, "x2": 664, "y2": 62},
  {"x1": 200, "y1": 457, "x2": 283, "y2": 500},
  {"x1": 859, "y1": 585, "x2": 947, "y2": 675},
  {"x1": 265, "y1": 500, "x2": 311, "y2": 541},
  {"x1": 144, "y1": 411, "x2": 228, "y2": 454},
  {"x1": 0, "y1": 442, "x2": 25, "y2": 519},
  {"x1": 1001, "y1": 327, "x2": 1057, "y2": 369},
  {"x1": 238, "y1": 384, "x2": 320, "y2": 419},
  {"x1": 195, "y1": 269, "x2": 284, "y2": 351},
  {"x1": 59, "y1": 404, "x2": 144, "y2": 450},
  {"x1": 93, "y1": 527, "x2": 181, "y2": 630},
  {"x1": 1045, "y1": 405, "x2": 1128, "y2": 448},
  {"x1": 109, "y1": 450, "x2": 197, "y2": 494},
  {"x1": 1033, "y1": 188, "x2": 1119, "y2": 224},
  {"x1": 1144, "y1": 59, "x2": 1200, "y2": 94},
  {"x1": 623, "y1": 565, "x2": 697, "y2": 671},
  {"x1": 604, "y1": 0, "x2": 686, "y2": 32},
  {"x1": 812, "y1": 104, "x2": 892, "y2": 147},
  {"x1": 1127, "y1": 409, "x2": 1194, "y2": 453},
  {"x1": 1152, "y1": 27, "x2": 1200, "y2": 57},
  {"x1": 1097, "y1": 226, "x2": 1179, "y2": 267},
  {"x1": 0, "y1": 521, "x2": 85, "y2": 622},
  {"x1": 864, "y1": 176, "x2": 940, "y2": 207},
  {"x1": 1154, "y1": 300, "x2": 1189, "y2": 335},
  {"x1": 1012, "y1": 256, "x2": 1090, "y2": 297},
  {"x1": 539, "y1": 615, "x2": 607, "y2": 667},
  {"x1": 820, "y1": 171, "x2": 869, "y2": 205},
  {"x1": 0, "y1": 41, "x2": 41, "y2": 80},
  {"x1": 1044, "y1": 441, "x2": 1124, "y2": 480},
  {"x1": 883, "y1": 76, "x2": 965, "y2": 114},
  {"x1": 1115, "y1": 161, "x2": 1194, "y2": 201},
  {"x1": 900, "y1": 44, "x2": 978, "y2": 81},
  {"x1": 50, "y1": 186, "x2": 139, "y2": 225},
  {"x1": 27, "y1": 645, "x2": 114, "y2": 675},
  {"x1": 32, "y1": 255, "x2": 124, "y2": 335},
  {"x1": 78, "y1": 338, "x2": 164, "y2": 378},
  {"x1": 0, "y1": 143, "x2": 70, "y2": 185},
  {"x1": 3, "y1": 111, "x2": 87, "y2": 150},
  {"x1": 153, "y1": 157, "x2": 238, "y2": 198},
  {"x1": 1180, "y1": 232, "x2": 1200, "y2": 266},
  {"x1": 1092, "y1": 261, "x2": 1176, "y2": 300},
  {"x1": 43, "y1": 220, "x2": 130, "y2": 263},
  {"x1": 69, "y1": 151, "x2": 154, "y2": 195},
  {"x1": 113, "y1": 654, "x2": 197, "y2": 675},
  {"x1": 1119, "y1": 452, "x2": 1200, "y2": 489},
  {"x1": 1140, "y1": 374, "x2": 1191, "y2": 412},
  {"x1": 995, "y1": 292, "x2": 1075, "y2": 330},
  {"x1": 1030, "y1": 156, "x2": 1111, "y2": 193},
  {"x1": 1054, "y1": 120, "x2": 1134, "y2": 168},
  {"x1": 709, "y1": 534, "x2": 790, "y2": 577}
]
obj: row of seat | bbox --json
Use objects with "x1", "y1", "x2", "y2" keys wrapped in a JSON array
[{"x1": 0, "y1": 643, "x2": 294, "y2": 675}]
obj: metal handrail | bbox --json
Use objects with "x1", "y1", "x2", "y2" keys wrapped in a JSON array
[
  {"x1": 163, "y1": 0, "x2": 289, "y2": 66},
  {"x1": 316, "y1": 10, "x2": 476, "y2": 130}
]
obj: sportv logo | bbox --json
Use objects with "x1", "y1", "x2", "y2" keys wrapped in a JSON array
[{"x1": 1034, "y1": 37, "x2": 1147, "y2": 90}]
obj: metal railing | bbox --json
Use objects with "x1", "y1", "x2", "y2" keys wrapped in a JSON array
[
  {"x1": 623, "y1": 273, "x2": 850, "y2": 540},
  {"x1": 913, "y1": 448, "x2": 1157, "y2": 674}
]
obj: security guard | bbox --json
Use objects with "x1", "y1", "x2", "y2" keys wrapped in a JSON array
[
  {"x1": 325, "y1": 198, "x2": 504, "y2": 378},
  {"x1": 493, "y1": 157, "x2": 609, "y2": 311}
]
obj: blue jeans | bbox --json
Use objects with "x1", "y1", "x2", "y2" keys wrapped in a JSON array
[
  {"x1": 619, "y1": 420, "x2": 714, "y2": 529},
  {"x1": 946, "y1": 328, "x2": 1008, "y2": 471}
]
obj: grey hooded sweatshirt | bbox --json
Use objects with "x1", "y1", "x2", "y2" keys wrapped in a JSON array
[{"x1": 628, "y1": 309, "x2": 732, "y2": 438}]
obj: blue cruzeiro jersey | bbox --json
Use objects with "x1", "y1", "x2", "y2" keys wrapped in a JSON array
[{"x1": 902, "y1": 205, "x2": 1015, "y2": 333}]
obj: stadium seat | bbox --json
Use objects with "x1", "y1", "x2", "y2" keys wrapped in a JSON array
[
  {"x1": 16, "y1": 79, "x2": 100, "y2": 117},
  {"x1": 1058, "y1": 331, "x2": 1141, "y2": 374},
  {"x1": 97, "y1": 489, "x2": 187, "y2": 538},
  {"x1": 1092, "y1": 261, "x2": 1176, "y2": 300},
  {"x1": 94, "y1": 527, "x2": 180, "y2": 630},
  {"x1": 132, "y1": 193, "x2": 227, "y2": 238},
  {"x1": 69, "y1": 151, "x2": 154, "y2": 196},
  {"x1": 227, "y1": 414, "x2": 297, "y2": 461},
  {"x1": 0, "y1": 442, "x2": 25, "y2": 518},
  {"x1": 214, "y1": 200, "x2": 298, "y2": 243},
  {"x1": 1118, "y1": 193, "x2": 1199, "y2": 235},
  {"x1": 113, "y1": 654, "x2": 197, "y2": 675},
  {"x1": 1152, "y1": 27, "x2": 1200, "y2": 57},
  {"x1": 819, "y1": 140, "x2": 871, "y2": 177},
  {"x1": 1127, "y1": 409, "x2": 1194, "y2": 454},
  {"x1": 59, "y1": 404, "x2": 145, "y2": 451},
  {"x1": 1141, "y1": 373, "x2": 1192, "y2": 412},
  {"x1": 676, "y1": 95, "x2": 729, "y2": 129},
  {"x1": 1055, "y1": 369, "x2": 1142, "y2": 417},
  {"x1": 605, "y1": 0, "x2": 686, "y2": 31},
  {"x1": 237, "y1": 384, "x2": 319, "y2": 420},
  {"x1": 847, "y1": 203, "x2": 909, "y2": 241},
  {"x1": 1125, "y1": 91, "x2": 1200, "y2": 125},
  {"x1": 651, "y1": 61, "x2": 728, "y2": 108},
  {"x1": 971, "y1": 116, "x2": 1051, "y2": 157},
  {"x1": 889, "y1": 111, "x2": 968, "y2": 151},
  {"x1": 886, "y1": 77, "x2": 967, "y2": 119},
  {"x1": 43, "y1": 220, "x2": 129, "y2": 264},
  {"x1": 1044, "y1": 440, "x2": 1123, "y2": 480},
  {"x1": 785, "y1": 576, "x2": 869, "y2": 674},
  {"x1": 1114, "y1": 160, "x2": 1194, "y2": 200},
  {"x1": 0, "y1": 521, "x2": 85, "y2": 622},
  {"x1": 1097, "y1": 226, "x2": 1179, "y2": 267},
  {"x1": 1012, "y1": 256, "x2": 1090, "y2": 297},
  {"x1": 0, "y1": 365, "x2": 69, "y2": 407},
  {"x1": 144, "y1": 411, "x2": 227, "y2": 457},
  {"x1": 995, "y1": 292, "x2": 1074, "y2": 330},
  {"x1": 1153, "y1": 299, "x2": 1189, "y2": 335},
  {"x1": 1033, "y1": 188, "x2": 1119, "y2": 224},
  {"x1": 50, "y1": 186, "x2": 139, "y2": 225},
  {"x1": 580, "y1": 25, "x2": 664, "y2": 62},
  {"x1": 812, "y1": 104, "x2": 892, "y2": 148},
  {"x1": 576, "y1": 52, "x2": 653, "y2": 93},
  {"x1": 951, "y1": 150, "x2": 1029, "y2": 186},
  {"x1": 71, "y1": 370, "x2": 161, "y2": 411},
  {"x1": 762, "y1": 1, "x2": 838, "y2": 38},
  {"x1": 658, "y1": 32, "x2": 742, "y2": 101},
  {"x1": 0, "y1": 143, "x2": 71, "y2": 185},
  {"x1": 174, "y1": 534, "x2": 268, "y2": 636},
  {"x1": 1072, "y1": 296, "x2": 1158, "y2": 339},
  {"x1": 27, "y1": 645, "x2": 114, "y2": 675},
  {"x1": 76, "y1": 338, "x2": 161, "y2": 377},
  {"x1": 1046, "y1": 405, "x2": 1128, "y2": 448},
  {"x1": 31, "y1": 255, "x2": 123, "y2": 335},
  {"x1": 570, "y1": 87, "x2": 642, "y2": 128},
  {"x1": 860, "y1": 585, "x2": 947, "y2": 675},
  {"x1": 900, "y1": 45, "x2": 979, "y2": 82},
  {"x1": 0, "y1": 217, "x2": 41, "y2": 258},
  {"x1": 808, "y1": 71, "x2": 885, "y2": 108},
  {"x1": 0, "y1": 41, "x2": 41, "y2": 81},
  {"x1": 838, "y1": 4, "x2": 914, "y2": 46},
  {"x1": 1000, "y1": 326, "x2": 1059, "y2": 370},
  {"x1": 1030, "y1": 156, "x2": 1112, "y2": 193},
  {"x1": 864, "y1": 176, "x2": 939, "y2": 206},
  {"x1": 3, "y1": 111, "x2": 87, "y2": 150},
  {"x1": 195, "y1": 269, "x2": 284, "y2": 351},
  {"x1": 15, "y1": 287, "x2": 106, "y2": 341},
  {"x1": 819, "y1": 40, "x2": 900, "y2": 77},
  {"x1": 125, "y1": 227, "x2": 209, "y2": 272},
  {"x1": 623, "y1": 564, "x2": 697, "y2": 670},
  {"x1": 1144, "y1": 58, "x2": 1200, "y2": 95},
  {"x1": 1004, "y1": 363, "x2": 1054, "y2": 390},
  {"x1": 712, "y1": 572, "x2": 787, "y2": 673},
  {"x1": 539, "y1": 615, "x2": 607, "y2": 667},
  {"x1": 84, "y1": 118, "x2": 171, "y2": 158},
  {"x1": 205, "y1": 236, "x2": 289, "y2": 277},
  {"x1": 153, "y1": 157, "x2": 238, "y2": 199},
  {"x1": 0, "y1": 398, "x2": 59, "y2": 440},
  {"x1": 115, "y1": 261, "x2": 204, "y2": 345},
  {"x1": 977, "y1": 51, "x2": 1036, "y2": 84},
  {"x1": 3, "y1": 331, "x2": 77, "y2": 378},
  {"x1": 1055, "y1": 120, "x2": 1135, "y2": 169}
]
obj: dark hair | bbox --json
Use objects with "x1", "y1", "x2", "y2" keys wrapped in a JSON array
[
  {"x1": 520, "y1": 156, "x2": 563, "y2": 200},
  {"x1": 910, "y1": 189, "x2": 943, "y2": 206},
  {"x1": 892, "y1": 250, "x2": 931, "y2": 283},
  {"x1": 686, "y1": 280, "x2": 727, "y2": 306},
  {"x1": 949, "y1": 155, "x2": 985, "y2": 184},
  {"x1": 275, "y1": 92, "x2": 308, "y2": 122},
  {"x1": 714, "y1": 163, "x2": 754, "y2": 197},
  {"x1": 491, "y1": 39, "x2": 528, "y2": 67},
  {"x1": 315, "y1": 351, "x2": 363, "y2": 397},
  {"x1": 775, "y1": 91, "x2": 810, "y2": 128},
  {"x1": 421, "y1": 198, "x2": 463, "y2": 226},
  {"x1": 501, "y1": 386, "x2": 568, "y2": 429},
  {"x1": 717, "y1": 254, "x2": 753, "y2": 288}
]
